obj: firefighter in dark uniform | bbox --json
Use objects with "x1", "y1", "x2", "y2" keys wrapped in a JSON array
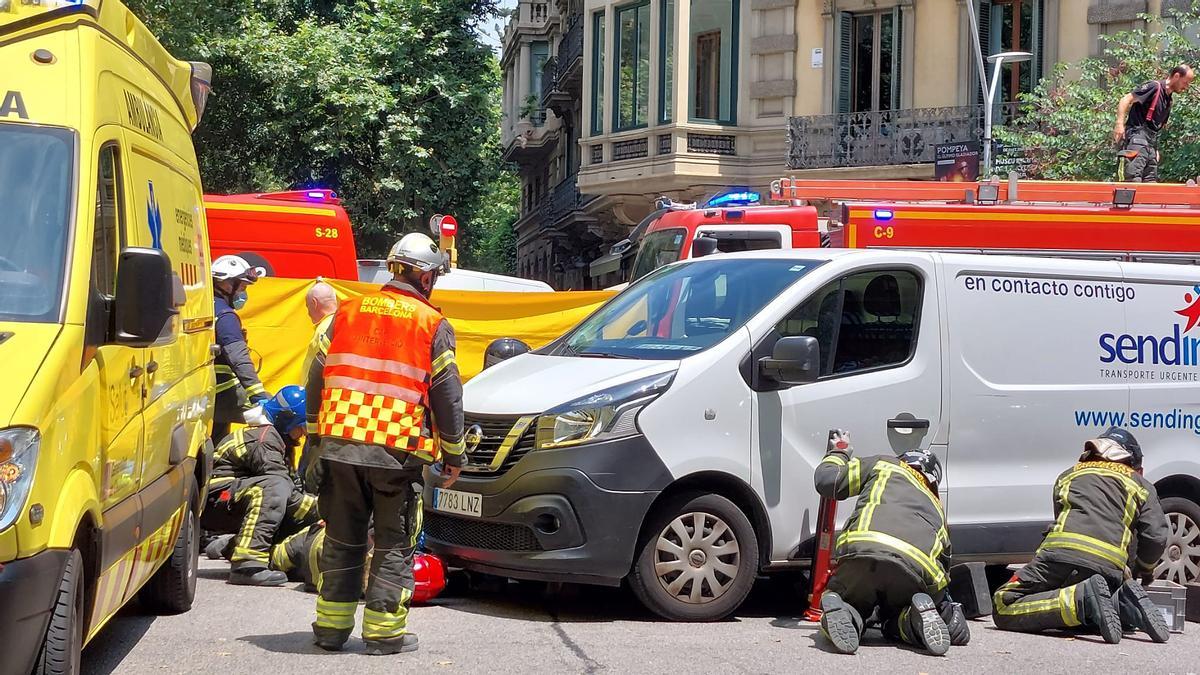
[
  {"x1": 993, "y1": 427, "x2": 1170, "y2": 644},
  {"x1": 815, "y1": 430, "x2": 969, "y2": 656},
  {"x1": 211, "y1": 255, "x2": 270, "y2": 441},
  {"x1": 273, "y1": 522, "x2": 327, "y2": 593},
  {"x1": 203, "y1": 385, "x2": 319, "y2": 586},
  {"x1": 1114, "y1": 64, "x2": 1194, "y2": 182},
  {"x1": 310, "y1": 232, "x2": 465, "y2": 656}
]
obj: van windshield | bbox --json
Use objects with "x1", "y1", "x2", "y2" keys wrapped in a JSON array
[
  {"x1": 552, "y1": 257, "x2": 819, "y2": 360},
  {"x1": 0, "y1": 124, "x2": 75, "y2": 323},
  {"x1": 629, "y1": 227, "x2": 686, "y2": 282}
]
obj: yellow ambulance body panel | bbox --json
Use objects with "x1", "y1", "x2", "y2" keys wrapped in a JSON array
[{"x1": 0, "y1": 0, "x2": 213, "y2": 668}]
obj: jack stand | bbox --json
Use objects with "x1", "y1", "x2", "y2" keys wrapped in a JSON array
[{"x1": 801, "y1": 494, "x2": 838, "y2": 622}]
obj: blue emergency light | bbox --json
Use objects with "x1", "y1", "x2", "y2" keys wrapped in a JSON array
[
  {"x1": 706, "y1": 188, "x2": 761, "y2": 208},
  {"x1": 874, "y1": 209, "x2": 895, "y2": 221},
  {"x1": 306, "y1": 191, "x2": 327, "y2": 200}
]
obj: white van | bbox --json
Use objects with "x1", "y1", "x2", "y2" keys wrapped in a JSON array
[
  {"x1": 358, "y1": 259, "x2": 554, "y2": 292},
  {"x1": 423, "y1": 249, "x2": 1200, "y2": 621}
]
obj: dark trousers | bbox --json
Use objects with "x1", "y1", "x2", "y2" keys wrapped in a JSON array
[
  {"x1": 314, "y1": 459, "x2": 424, "y2": 641},
  {"x1": 202, "y1": 474, "x2": 319, "y2": 570},
  {"x1": 827, "y1": 557, "x2": 944, "y2": 646},
  {"x1": 1122, "y1": 127, "x2": 1160, "y2": 182},
  {"x1": 993, "y1": 553, "x2": 1120, "y2": 632}
]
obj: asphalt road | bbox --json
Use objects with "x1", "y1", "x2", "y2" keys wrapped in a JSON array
[{"x1": 83, "y1": 559, "x2": 1199, "y2": 674}]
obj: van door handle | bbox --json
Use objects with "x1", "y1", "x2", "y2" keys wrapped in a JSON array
[
  {"x1": 129, "y1": 365, "x2": 144, "y2": 379},
  {"x1": 888, "y1": 418, "x2": 930, "y2": 430},
  {"x1": 146, "y1": 360, "x2": 159, "y2": 375}
]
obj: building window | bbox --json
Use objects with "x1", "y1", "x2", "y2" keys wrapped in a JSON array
[
  {"x1": 591, "y1": 11, "x2": 606, "y2": 135},
  {"x1": 614, "y1": 1, "x2": 651, "y2": 131},
  {"x1": 659, "y1": 0, "x2": 675, "y2": 124},
  {"x1": 530, "y1": 41, "x2": 549, "y2": 125},
  {"x1": 837, "y1": 8, "x2": 902, "y2": 114},
  {"x1": 689, "y1": 0, "x2": 738, "y2": 124},
  {"x1": 980, "y1": 0, "x2": 1043, "y2": 103}
]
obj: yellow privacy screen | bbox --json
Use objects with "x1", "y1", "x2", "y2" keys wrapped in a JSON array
[{"x1": 238, "y1": 277, "x2": 615, "y2": 392}]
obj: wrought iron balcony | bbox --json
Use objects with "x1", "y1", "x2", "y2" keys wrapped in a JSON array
[
  {"x1": 540, "y1": 57, "x2": 557, "y2": 109},
  {"x1": 539, "y1": 177, "x2": 595, "y2": 227},
  {"x1": 786, "y1": 104, "x2": 1020, "y2": 170},
  {"x1": 556, "y1": 15, "x2": 583, "y2": 85}
]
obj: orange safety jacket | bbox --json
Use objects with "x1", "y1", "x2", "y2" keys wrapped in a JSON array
[{"x1": 317, "y1": 286, "x2": 444, "y2": 462}]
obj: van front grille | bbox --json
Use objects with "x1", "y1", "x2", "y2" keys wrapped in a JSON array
[{"x1": 461, "y1": 414, "x2": 537, "y2": 476}]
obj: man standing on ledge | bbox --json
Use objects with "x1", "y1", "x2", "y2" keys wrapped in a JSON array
[{"x1": 1114, "y1": 64, "x2": 1194, "y2": 182}]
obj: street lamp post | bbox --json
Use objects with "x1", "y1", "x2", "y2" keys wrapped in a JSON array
[{"x1": 983, "y1": 51, "x2": 1033, "y2": 177}]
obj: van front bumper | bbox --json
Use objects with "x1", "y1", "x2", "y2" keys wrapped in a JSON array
[
  {"x1": 0, "y1": 548, "x2": 70, "y2": 674},
  {"x1": 423, "y1": 434, "x2": 671, "y2": 587}
]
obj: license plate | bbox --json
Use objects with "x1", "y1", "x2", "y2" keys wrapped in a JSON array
[{"x1": 432, "y1": 487, "x2": 482, "y2": 518}]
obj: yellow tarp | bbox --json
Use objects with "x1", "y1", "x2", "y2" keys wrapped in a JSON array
[{"x1": 240, "y1": 277, "x2": 616, "y2": 394}]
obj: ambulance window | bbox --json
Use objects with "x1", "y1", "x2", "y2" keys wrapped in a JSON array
[
  {"x1": 92, "y1": 145, "x2": 123, "y2": 299},
  {"x1": 778, "y1": 269, "x2": 921, "y2": 377}
]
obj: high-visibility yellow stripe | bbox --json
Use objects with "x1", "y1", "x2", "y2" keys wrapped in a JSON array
[
  {"x1": 215, "y1": 379, "x2": 238, "y2": 393},
  {"x1": 848, "y1": 458, "x2": 861, "y2": 496},
  {"x1": 432, "y1": 350, "x2": 456, "y2": 375},
  {"x1": 820, "y1": 454, "x2": 847, "y2": 467},
  {"x1": 440, "y1": 438, "x2": 465, "y2": 456},
  {"x1": 294, "y1": 494, "x2": 317, "y2": 520},
  {"x1": 856, "y1": 470, "x2": 890, "y2": 532},
  {"x1": 837, "y1": 530, "x2": 948, "y2": 589},
  {"x1": 1060, "y1": 585, "x2": 1081, "y2": 627},
  {"x1": 1042, "y1": 532, "x2": 1127, "y2": 567},
  {"x1": 232, "y1": 486, "x2": 264, "y2": 561},
  {"x1": 315, "y1": 598, "x2": 357, "y2": 630},
  {"x1": 362, "y1": 606, "x2": 410, "y2": 639},
  {"x1": 204, "y1": 201, "x2": 337, "y2": 218},
  {"x1": 246, "y1": 383, "x2": 268, "y2": 397}
]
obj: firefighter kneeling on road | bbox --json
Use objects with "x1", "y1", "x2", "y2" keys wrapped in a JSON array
[
  {"x1": 992, "y1": 427, "x2": 1170, "y2": 644},
  {"x1": 203, "y1": 385, "x2": 320, "y2": 586},
  {"x1": 310, "y1": 232, "x2": 465, "y2": 656},
  {"x1": 816, "y1": 430, "x2": 968, "y2": 656}
]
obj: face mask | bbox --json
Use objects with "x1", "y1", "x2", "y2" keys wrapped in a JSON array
[{"x1": 232, "y1": 290, "x2": 248, "y2": 310}]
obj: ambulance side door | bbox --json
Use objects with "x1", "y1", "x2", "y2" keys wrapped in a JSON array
[{"x1": 749, "y1": 255, "x2": 945, "y2": 561}]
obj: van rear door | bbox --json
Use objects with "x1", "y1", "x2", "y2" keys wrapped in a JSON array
[{"x1": 749, "y1": 254, "x2": 944, "y2": 560}]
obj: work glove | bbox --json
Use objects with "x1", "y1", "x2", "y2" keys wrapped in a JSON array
[{"x1": 827, "y1": 429, "x2": 854, "y2": 458}]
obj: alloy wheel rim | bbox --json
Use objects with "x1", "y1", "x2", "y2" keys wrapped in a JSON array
[
  {"x1": 1155, "y1": 512, "x2": 1200, "y2": 584},
  {"x1": 653, "y1": 511, "x2": 740, "y2": 604}
]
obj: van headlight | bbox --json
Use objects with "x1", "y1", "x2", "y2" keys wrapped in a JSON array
[
  {"x1": 0, "y1": 428, "x2": 39, "y2": 531},
  {"x1": 535, "y1": 372, "x2": 674, "y2": 450}
]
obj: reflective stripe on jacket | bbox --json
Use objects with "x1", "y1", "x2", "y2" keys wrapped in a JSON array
[
  {"x1": 815, "y1": 453, "x2": 950, "y2": 592},
  {"x1": 214, "y1": 298, "x2": 267, "y2": 411},
  {"x1": 317, "y1": 284, "x2": 443, "y2": 462},
  {"x1": 1038, "y1": 460, "x2": 1168, "y2": 576}
]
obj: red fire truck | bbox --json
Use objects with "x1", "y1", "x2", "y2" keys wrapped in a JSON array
[
  {"x1": 622, "y1": 179, "x2": 1200, "y2": 284},
  {"x1": 205, "y1": 189, "x2": 359, "y2": 279}
]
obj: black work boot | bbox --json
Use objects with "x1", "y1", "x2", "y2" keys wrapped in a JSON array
[
  {"x1": 312, "y1": 625, "x2": 352, "y2": 652},
  {"x1": 364, "y1": 633, "x2": 419, "y2": 655},
  {"x1": 906, "y1": 593, "x2": 951, "y2": 656},
  {"x1": 939, "y1": 601, "x2": 971, "y2": 646},
  {"x1": 205, "y1": 534, "x2": 234, "y2": 561},
  {"x1": 228, "y1": 567, "x2": 288, "y2": 587},
  {"x1": 819, "y1": 592, "x2": 863, "y2": 655},
  {"x1": 1080, "y1": 575, "x2": 1122, "y2": 644},
  {"x1": 1114, "y1": 579, "x2": 1170, "y2": 643}
]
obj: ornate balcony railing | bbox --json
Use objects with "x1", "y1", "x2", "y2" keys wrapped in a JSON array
[
  {"x1": 539, "y1": 58, "x2": 557, "y2": 107},
  {"x1": 539, "y1": 177, "x2": 594, "y2": 226},
  {"x1": 557, "y1": 16, "x2": 583, "y2": 73},
  {"x1": 787, "y1": 104, "x2": 1021, "y2": 170}
]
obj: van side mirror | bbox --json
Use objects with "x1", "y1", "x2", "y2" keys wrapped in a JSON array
[
  {"x1": 759, "y1": 336, "x2": 820, "y2": 386},
  {"x1": 610, "y1": 239, "x2": 633, "y2": 256},
  {"x1": 114, "y1": 247, "x2": 180, "y2": 347},
  {"x1": 692, "y1": 235, "x2": 719, "y2": 259}
]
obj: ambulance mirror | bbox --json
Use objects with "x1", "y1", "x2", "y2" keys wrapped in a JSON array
[
  {"x1": 759, "y1": 336, "x2": 820, "y2": 386},
  {"x1": 114, "y1": 247, "x2": 180, "y2": 347}
]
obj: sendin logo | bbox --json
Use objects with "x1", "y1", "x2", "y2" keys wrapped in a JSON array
[
  {"x1": 146, "y1": 181, "x2": 163, "y2": 250},
  {"x1": 1099, "y1": 286, "x2": 1200, "y2": 366}
]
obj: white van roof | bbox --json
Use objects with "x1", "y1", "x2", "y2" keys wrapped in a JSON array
[{"x1": 356, "y1": 260, "x2": 554, "y2": 292}]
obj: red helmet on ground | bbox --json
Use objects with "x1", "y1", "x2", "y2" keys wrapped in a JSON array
[{"x1": 412, "y1": 552, "x2": 446, "y2": 603}]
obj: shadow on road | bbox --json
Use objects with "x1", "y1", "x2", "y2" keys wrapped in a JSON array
[
  {"x1": 238, "y1": 630, "x2": 344, "y2": 655},
  {"x1": 81, "y1": 609, "x2": 155, "y2": 675}
]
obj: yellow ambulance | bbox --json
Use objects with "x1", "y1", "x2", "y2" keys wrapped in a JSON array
[{"x1": 0, "y1": 0, "x2": 214, "y2": 671}]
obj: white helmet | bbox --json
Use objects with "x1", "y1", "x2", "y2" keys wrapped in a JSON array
[
  {"x1": 387, "y1": 233, "x2": 447, "y2": 273},
  {"x1": 211, "y1": 255, "x2": 260, "y2": 284}
]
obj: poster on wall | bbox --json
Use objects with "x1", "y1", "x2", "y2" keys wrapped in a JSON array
[{"x1": 934, "y1": 141, "x2": 980, "y2": 182}]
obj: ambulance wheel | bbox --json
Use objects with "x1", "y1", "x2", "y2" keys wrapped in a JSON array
[
  {"x1": 34, "y1": 548, "x2": 83, "y2": 675},
  {"x1": 1156, "y1": 497, "x2": 1200, "y2": 585},
  {"x1": 629, "y1": 493, "x2": 758, "y2": 622},
  {"x1": 141, "y1": 485, "x2": 199, "y2": 614}
]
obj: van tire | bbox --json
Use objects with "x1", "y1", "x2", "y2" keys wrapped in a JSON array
[
  {"x1": 34, "y1": 548, "x2": 83, "y2": 675},
  {"x1": 140, "y1": 488, "x2": 199, "y2": 614},
  {"x1": 1157, "y1": 496, "x2": 1200, "y2": 585},
  {"x1": 629, "y1": 493, "x2": 759, "y2": 622}
]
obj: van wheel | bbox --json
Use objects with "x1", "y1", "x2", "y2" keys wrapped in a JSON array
[
  {"x1": 34, "y1": 548, "x2": 83, "y2": 675},
  {"x1": 1156, "y1": 497, "x2": 1200, "y2": 585},
  {"x1": 140, "y1": 489, "x2": 199, "y2": 614},
  {"x1": 629, "y1": 493, "x2": 758, "y2": 622}
]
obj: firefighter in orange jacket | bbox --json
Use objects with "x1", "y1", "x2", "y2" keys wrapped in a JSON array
[{"x1": 309, "y1": 233, "x2": 465, "y2": 656}]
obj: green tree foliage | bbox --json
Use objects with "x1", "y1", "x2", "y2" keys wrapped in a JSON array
[
  {"x1": 130, "y1": 0, "x2": 520, "y2": 261},
  {"x1": 998, "y1": 12, "x2": 1200, "y2": 182},
  {"x1": 460, "y1": 170, "x2": 518, "y2": 274}
]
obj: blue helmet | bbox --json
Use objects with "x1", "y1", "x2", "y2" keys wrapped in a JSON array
[{"x1": 262, "y1": 385, "x2": 306, "y2": 435}]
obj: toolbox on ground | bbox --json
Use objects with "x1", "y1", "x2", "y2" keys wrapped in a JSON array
[{"x1": 1146, "y1": 580, "x2": 1188, "y2": 634}]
